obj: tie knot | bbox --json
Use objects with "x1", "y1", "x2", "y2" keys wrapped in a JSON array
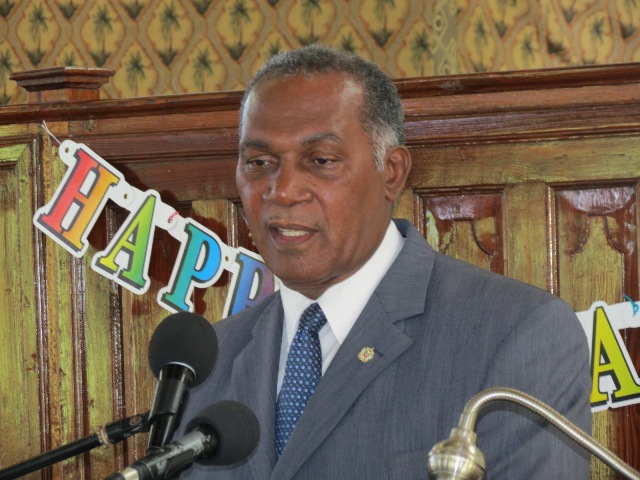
[{"x1": 298, "y1": 303, "x2": 326, "y2": 335}]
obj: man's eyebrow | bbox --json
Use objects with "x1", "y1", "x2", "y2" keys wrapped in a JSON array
[
  {"x1": 301, "y1": 133, "x2": 343, "y2": 146},
  {"x1": 240, "y1": 133, "x2": 343, "y2": 152},
  {"x1": 240, "y1": 139, "x2": 271, "y2": 152}
]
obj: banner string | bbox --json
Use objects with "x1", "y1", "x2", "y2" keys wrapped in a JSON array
[{"x1": 40, "y1": 121, "x2": 61, "y2": 146}]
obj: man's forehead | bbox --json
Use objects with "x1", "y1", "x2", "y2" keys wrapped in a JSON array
[
  {"x1": 240, "y1": 72, "x2": 364, "y2": 133},
  {"x1": 248, "y1": 73, "x2": 363, "y2": 109}
]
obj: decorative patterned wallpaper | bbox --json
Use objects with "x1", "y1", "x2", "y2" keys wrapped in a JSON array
[{"x1": 1, "y1": 0, "x2": 639, "y2": 105}]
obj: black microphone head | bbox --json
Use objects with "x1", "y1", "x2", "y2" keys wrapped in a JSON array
[
  {"x1": 188, "y1": 400, "x2": 260, "y2": 466},
  {"x1": 148, "y1": 312, "x2": 218, "y2": 386}
]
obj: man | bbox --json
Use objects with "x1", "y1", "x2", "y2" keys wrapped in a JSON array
[{"x1": 178, "y1": 45, "x2": 592, "y2": 479}]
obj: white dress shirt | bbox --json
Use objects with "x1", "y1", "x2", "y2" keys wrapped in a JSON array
[{"x1": 277, "y1": 221, "x2": 405, "y2": 394}]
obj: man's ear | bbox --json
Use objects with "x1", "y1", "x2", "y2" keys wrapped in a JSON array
[{"x1": 383, "y1": 145, "x2": 412, "y2": 202}]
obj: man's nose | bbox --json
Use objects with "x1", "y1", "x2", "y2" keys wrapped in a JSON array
[{"x1": 264, "y1": 165, "x2": 308, "y2": 205}]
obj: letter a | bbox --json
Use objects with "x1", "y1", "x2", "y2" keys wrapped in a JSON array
[
  {"x1": 590, "y1": 306, "x2": 640, "y2": 410},
  {"x1": 92, "y1": 191, "x2": 158, "y2": 294}
]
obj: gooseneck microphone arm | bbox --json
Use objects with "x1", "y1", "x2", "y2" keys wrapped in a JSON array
[
  {"x1": 105, "y1": 400, "x2": 260, "y2": 480},
  {"x1": 0, "y1": 412, "x2": 148, "y2": 480},
  {"x1": 427, "y1": 387, "x2": 640, "y2": 480}
]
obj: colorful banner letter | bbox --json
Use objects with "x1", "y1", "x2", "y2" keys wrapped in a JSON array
[
  {"x1": 92, "y1": 191, "x2": 160, "y2": 295},
  {"x1": 224, "y1": 248, "x2": 279, "y2": 317},
  {"x1": 158, "y1": 219, "x2": 230, "y2": 313},
  {"x1": 577, "y1": 300, "x2": 640, "y2": 412},
  {"x1": 34, "y1": 140, "x2": 123, "y2": 257}
]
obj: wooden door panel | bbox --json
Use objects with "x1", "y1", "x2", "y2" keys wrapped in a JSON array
[
  {"x1": 555, "y1": 185, "x2": 637, "y2": 309},
  {"x1": 417, "y1": 189, "x2": 505, "y2": 274},
  {"x1": 0, "y1": 143, "x2": 41, "y2": 473},
  {"x1": 553, "y1": 183, "x2": 640, "y2": 479}
]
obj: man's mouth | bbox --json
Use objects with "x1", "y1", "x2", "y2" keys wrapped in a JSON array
[
  {"x1": 267, "y1": 222, "x2": 317, "y2": 244},
  {"x1": 277, "y1": 228, "x2": 309, "y2": 237}
]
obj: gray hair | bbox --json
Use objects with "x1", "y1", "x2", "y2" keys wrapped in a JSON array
[{"x1": 240, "y1": 45, "x2": 405, "y2": 170}]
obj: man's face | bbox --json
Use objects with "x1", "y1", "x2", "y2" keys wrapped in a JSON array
[{"x1": 236, "y1": 72, "x2": 397, "y2": 299}]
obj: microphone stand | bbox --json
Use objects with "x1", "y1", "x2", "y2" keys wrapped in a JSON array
[
  {"x1": 427, "y1": 387, "x2": 640, "y2": 480},
  {"x1": 0, "y1": 412, "x2": 149, "y2": 480}
]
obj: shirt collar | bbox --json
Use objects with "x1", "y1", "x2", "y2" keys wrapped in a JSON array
[{"x1": 280, "y1": 221, "x2": 405, "y2": 346}]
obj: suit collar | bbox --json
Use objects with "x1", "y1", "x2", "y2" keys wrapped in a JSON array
[{"x1": 377, "y1": 219, "x2": 435, "y2": 322}]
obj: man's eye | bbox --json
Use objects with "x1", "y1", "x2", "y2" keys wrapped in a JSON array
[
  {"x1": 313, "y1": 157, "x2": 333, "y2": 166},
  {"x1": 247, "y1": 158, "x2": 268, "y2": 167}
]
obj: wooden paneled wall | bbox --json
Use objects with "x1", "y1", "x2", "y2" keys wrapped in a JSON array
[{"x1": 1, "y1": 64, "x2": 640, "y2": 479}]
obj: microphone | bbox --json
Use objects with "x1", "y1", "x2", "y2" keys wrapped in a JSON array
[
  {"x1": 106, "y1": 400, "x2": 260, "y2": 480},
  {"x1": 146, "y1": 312, "x2": 218, "y2": 451},
  {"x1": 426, "y1": 387, "x2": 640, "y2": 480}
]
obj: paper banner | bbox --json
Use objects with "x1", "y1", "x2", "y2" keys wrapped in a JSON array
[{"x1": 33, "y1": 139, "x2": 278, "y2": 317}]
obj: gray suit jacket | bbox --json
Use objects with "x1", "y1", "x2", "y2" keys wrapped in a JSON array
[{"x1": 178, "y1": 219, "x2": 592, "y2": 479}]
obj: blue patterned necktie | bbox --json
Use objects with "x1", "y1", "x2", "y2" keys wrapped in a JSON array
[{"x1": 275, "y1": 303, "x2": 327, "y2": 459}]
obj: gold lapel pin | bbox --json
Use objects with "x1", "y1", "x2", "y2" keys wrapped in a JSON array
[{"x1": 358, "y1": 347, "x2": 375, "y2": 363}]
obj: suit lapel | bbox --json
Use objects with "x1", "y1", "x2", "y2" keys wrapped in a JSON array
[
  {"x1": 232, "y1": 296, "x2": 283, "y2": 480},
  {"x1": 270, "y1": 221, "x2": 435, "y2": 480}
]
